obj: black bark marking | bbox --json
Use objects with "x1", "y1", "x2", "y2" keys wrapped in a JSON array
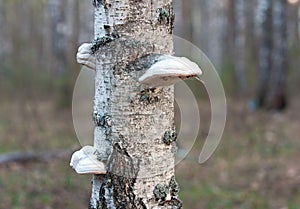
[
  {"x1": 163, "y1": 130, "x2": 177, "y2": 145},
  {"x1": 153, "y1": 175, "x2": 182, "y2": 208},
  {"x1": 93, "y1": 0, "x2": 104, "y2": 7},
  {"x1": 125, "y1": 54, "x2": 162, "y2": 73},
  {"x1": 91, "y1": 36, "x2": 118, "y2": 54},
  {"x1": 156, "y1": 4, "x2": 175, "y2": 34},
  {"x1": 98, "y1": 141, "x2": 146, "y2": 208},
  {"x1": 93, "y1": 0, "x2": 111, "y2": 8},
  {"x1": 139, "y1": 88, "x2": 160, "y2": 105}
]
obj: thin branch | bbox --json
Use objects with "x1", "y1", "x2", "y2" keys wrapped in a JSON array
[{"x1": 0, "y1": 149, "x2": 75, "y2": 165}]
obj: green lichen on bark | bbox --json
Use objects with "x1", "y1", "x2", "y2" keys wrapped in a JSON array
[
  {"x1": 156, "y1": 5, "x2": 175, "y2": 34},
  {"x1": 169, "y1": 175, "x2": 180, "y2": 196},
  {"x1": 157, "y1": 8, "x2": 170, "y2": 23},
  {"x1": 153, "y1": 184, "x2": 170, "y2": 201},
  {"x1": 163, "y1": 130, "x2": 177, "y2": 145},
  {"x1": 153, "y1": 175, "x2": 182, "y2": 208}
]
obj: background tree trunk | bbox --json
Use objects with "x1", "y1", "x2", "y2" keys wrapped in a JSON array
[
  {"x1": 256, "y1": 0, "x2": 288, "y2": 111},
  {"x1": 256, "y1": 0, "x2": 273, "y2": 108},
  {"x1": 204, "y1": 0, "x2": 225, "y2": 71},
  {"x1": 244, "y1": 0, "x2": 256, "y2": 68},
  {"x1": 90, "y1": 0, "x2": 180, "y2": 208},
  {"x1": 266, "y1": 0, "x2": 288, "y2": 110},
  {"x1": 48, "y1": 0, "x2": 66, "y2": 75},
  {"x1": 298, "y1": 1, "x2": 300, "y2": 75},
  {"x1": 234, "y1": 0, "x2": 247, "y2": 96},
  {"x1": 173, "y1": 0, "x2": 192, "y2": 41},
  {"x1": 78, "y1": 0, "x2": 94, "y2": 43},
  {"x1": 225, "y1": 0, "x2": 235, "y2": 63},
  {"x1": 0, "y1": 0, "x2": 6, "y2": 58}
]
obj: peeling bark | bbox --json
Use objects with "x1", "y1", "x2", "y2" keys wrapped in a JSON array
[{"x1": 89, "y1": 0, "x2": 180, "y2": 208}]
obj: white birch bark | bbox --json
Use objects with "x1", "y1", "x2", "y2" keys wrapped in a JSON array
[{"x1": 89, "y1": 0, "x2": 180, "y2": 208}]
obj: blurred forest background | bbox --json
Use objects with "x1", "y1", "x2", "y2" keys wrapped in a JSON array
[{"x1": 0, "y1": 0, "x2": 300, "y2": 208}]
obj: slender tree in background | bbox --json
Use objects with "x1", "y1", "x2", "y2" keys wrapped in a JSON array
[
  {"x1": 256, "y1": 0, "x2": 288, "y2": 110},
  {"x1": 48, "y1": 0, "x2": 66, "y2": 75},
  {"x1": 88, "y1": 0, "x2": 181, "y2": 208},
  {"x1": 224, "y1": 0, "x2": 235, "y2": 65},
  {"x1": 173, "y1": 0, "x2": 193, "y2": 41},
  {"x1": 244, "y1": 0, "x2": 256, "y2": 65},
  {"x1": 192, "y1": 0, "x2": 225, "y2": 71},
  {"x1": 48, "y1": 0, "x2": 79, "y2": 75},
  {"x1": 298, "y1": 1, "x2": 300, "y2": 74},
  {"x1": 0, "y1": 0, "x2": 5, "y2": 58},
  {"x1": 234, "y1": 0, "x2": 247, "y2": 95},
  {"x1": 266, "y1": 0, "x2": 288, "y2": 110},
  {"x1": 256, "y1": 0, "x2": 273, "y2": 108},
  {"x1": 205, "y1": 0, "x2": 225, "y2": 71},
  {"x1": 78, "y1": 1, "x2": 94, "y2": 43},
  {"x1": 0, "y1": 0, "x2": 5, "y2": 82}
]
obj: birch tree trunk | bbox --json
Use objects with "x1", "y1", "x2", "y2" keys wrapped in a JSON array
[{"x1": 90, "y1": 0, "x2": 180, "y2": 208}]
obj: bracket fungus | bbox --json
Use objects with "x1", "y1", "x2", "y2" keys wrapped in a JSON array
[
  {"x1": 138, "y1": 55, "x2": 202, "y2": 87},
  {"x1": 76, "y1": 43, "x2": 96, "y2": 70},
  {"x1": 70, "y1": 146, "x2": 107, "y2": 175},
  {"x1": 76, "y1": 43, "x2": 202, "y2": 87}
]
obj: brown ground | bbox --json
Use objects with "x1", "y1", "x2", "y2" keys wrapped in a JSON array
[{"x1": 0, "y1": 92, "x2": 300, "y2": 209}]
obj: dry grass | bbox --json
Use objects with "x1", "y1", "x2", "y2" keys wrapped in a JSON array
[{"x1": 176, "y1": 98, "x2": 300, "y2": 209}]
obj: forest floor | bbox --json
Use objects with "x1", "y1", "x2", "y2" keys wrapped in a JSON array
[{"x1": 0, "y1": 92, "x2": 300, "y2": 209}]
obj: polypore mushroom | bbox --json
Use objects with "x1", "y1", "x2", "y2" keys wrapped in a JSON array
[
  {"x1": 138, "y1": 55, "x2": 202, "y2": 87},
  {"x1": 76, "y1": 43, "x2": 96, "y2": 70},
  {"x1": 76, "y1": 44, "x2": 202, "y2": 87},
  {"x1": 70, "y1": 145, "x2": 106, "y2": 175}
]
